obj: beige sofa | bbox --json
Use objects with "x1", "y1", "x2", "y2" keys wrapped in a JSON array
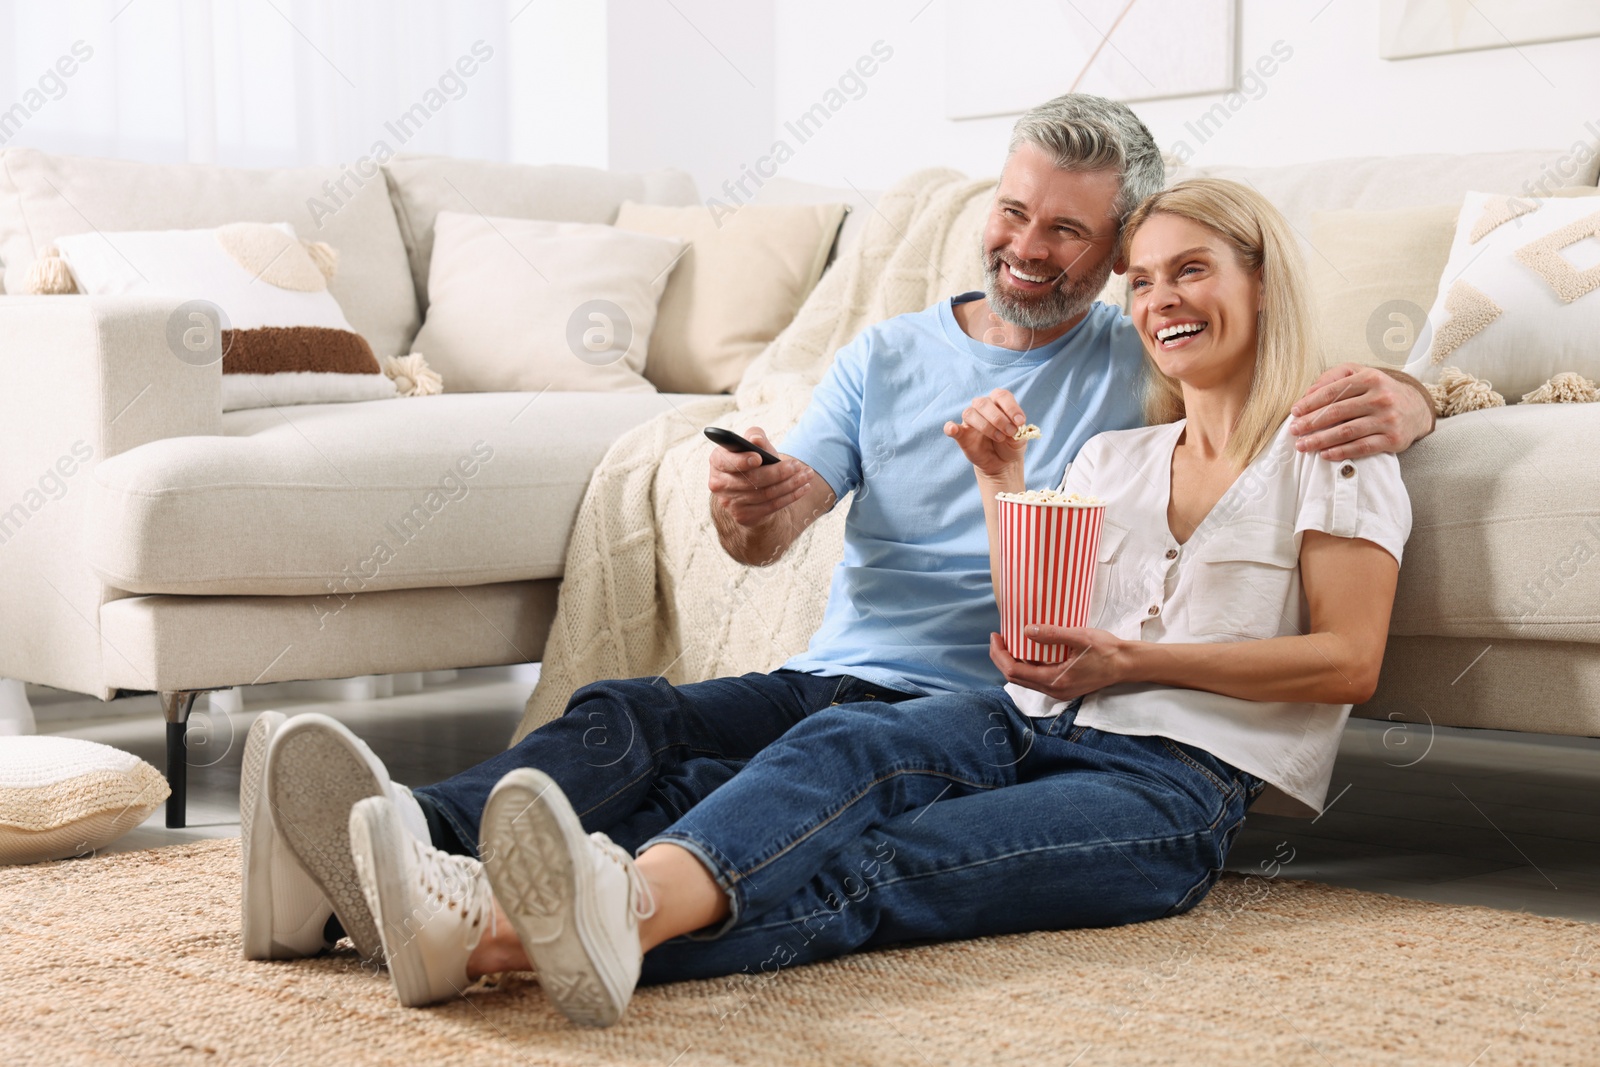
[{"x1": 0, "y1": 148, "x2": 720, "y2": 824}]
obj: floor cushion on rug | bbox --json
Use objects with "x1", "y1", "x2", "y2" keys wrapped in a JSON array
[{"x1": 0, "y1": 737, "x2": 168, "y2": 865}]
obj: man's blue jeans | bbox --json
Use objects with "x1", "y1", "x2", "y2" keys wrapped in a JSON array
[
  {"x1": 411, "y1": 670, "x2": 919, "y2": 859},
  {"x1": 635, "y1": 688, "x2": 1265, "y2": 985}
]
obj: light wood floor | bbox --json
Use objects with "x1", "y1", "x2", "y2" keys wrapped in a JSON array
[{"x1": 30, "y1": 668, "x2": 1600, "y2": 924}]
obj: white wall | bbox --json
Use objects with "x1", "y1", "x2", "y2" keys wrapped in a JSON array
[
  {"x1": 508, "y1": 0, "x2": 608, "y2": 168},
  {"x1": 762, "y1": 0, "x2": 1600, "y2": 191},
  {"x1": 606, "y1": 0, "x2": 775, "y2": 197},
  {"x1": 13, "y1": 1, "x2": 1597, "y2": 187}
]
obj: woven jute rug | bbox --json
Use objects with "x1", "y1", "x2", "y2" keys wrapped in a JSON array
[{"x1": 2, "y1": 839, "x2": 1596, "y2": 1066}]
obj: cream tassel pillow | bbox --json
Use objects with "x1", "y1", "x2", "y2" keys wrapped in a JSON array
[{"x1": 383, "y1": 352, "x2": 444, "y2": 397}]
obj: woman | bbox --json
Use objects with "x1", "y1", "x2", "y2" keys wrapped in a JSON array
[{"x1": 347, "y1": 178, "x2": 1412, "y2": 1026}]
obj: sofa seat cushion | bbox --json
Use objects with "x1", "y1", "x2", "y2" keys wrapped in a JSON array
[
  {"x1": 1393, "y1": 403, "x2": 1600, "y2": 643},
  {"x1": 86, "y1": 392, "x2": 707, "y2": 597}
]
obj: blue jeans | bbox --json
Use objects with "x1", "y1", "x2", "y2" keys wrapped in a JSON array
[
  {"x1": 636, "y1": 688, "x2": 1265, "y2": 986},
  {"x1": 411, "y1": 670, "x2": 919, "y2": 858}
]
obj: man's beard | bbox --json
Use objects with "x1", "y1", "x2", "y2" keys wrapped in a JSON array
[{"x1": 981, "y1": 246, "x2": 1113, "y2": 331}]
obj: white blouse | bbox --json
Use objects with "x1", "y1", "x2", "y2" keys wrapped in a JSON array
[{"x1": 1004, "y1": 418, "x2": 1412, "y2": 818}]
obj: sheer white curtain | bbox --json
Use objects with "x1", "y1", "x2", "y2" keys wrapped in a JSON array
[{"x1": 0, "y1": 0, "x2": 515, "y2": 166}]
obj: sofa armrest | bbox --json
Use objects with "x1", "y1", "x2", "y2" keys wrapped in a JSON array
[
  {"x1": 1, "y1": 295, "x2": 222, "y2": 458},
  {"x1": 0, "y1": 296, "x2": 221, "y2": 697}
]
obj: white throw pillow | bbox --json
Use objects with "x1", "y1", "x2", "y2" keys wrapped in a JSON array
[
  {"x1": 1404, "y1": 192, "x2": 1600, "y2": 400},
  {"x1": 0, "y1": 737, "x2": 168, "y2": 865},
  {"x1": 55, "y1": 223, "x2": 397, "y2": 411},
  {"x1": 411, "y1": 212, "x2": 685, "y2": 393}
]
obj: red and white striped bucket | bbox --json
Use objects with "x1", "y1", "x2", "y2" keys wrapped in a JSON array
[{"x1": 996, "y1": 496, "x2": 1104, "y2": 663}]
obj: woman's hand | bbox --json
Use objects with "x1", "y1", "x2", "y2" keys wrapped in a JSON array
[
  {"x1": 943, "y1": 388, "x2": 1030, "y2": 479},
  {"x1": 989, "y1": 626, "x2": 1129, "y2": 701}
]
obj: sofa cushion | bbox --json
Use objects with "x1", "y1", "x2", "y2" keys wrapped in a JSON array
[
  {"x1": 1393, "y1": 402, "x2": 1600, "y2": 644},
  {"x1": 0, "y1": 147, "x2": 420, "y2": 361},
  {"x1": 1173, "y1": 148, "x2": 1600, "y2": 233},
  {"x1": 413, "y1": 212, "x2": 683, "y2": 394},
  {"x1": 615, "y1": 200, "x2": 846, "y2": 395},
  {"x1": 380, "y1": 155, "x2": 698, "y2": 314},
  {"x1": 1307, "y1": 188, "x2": 1600, "y2": 372},
  {"x1": 85, "y1": 392, "x2": 701, "y2": 597},
  {"x1": 1307, "y1": 202, "x2": 1462, "y2": 370},
  {"x1": 1402, "y1": 191, "x2": 1600, "y2": 401}
]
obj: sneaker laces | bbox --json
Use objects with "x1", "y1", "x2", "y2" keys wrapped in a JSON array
[
  {"x1": 590, "y1": 833, "x2": 657, "y2": 920},
  {"x1": 411, "y1": 836, "x2": 497, "y2": 944}
]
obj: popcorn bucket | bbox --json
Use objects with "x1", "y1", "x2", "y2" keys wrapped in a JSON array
[{"x1": 996, "y1": 492, "x2": 1104, "y2": 663}]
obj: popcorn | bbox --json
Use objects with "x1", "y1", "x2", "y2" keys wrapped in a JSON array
[
  {"x1": 995, "y1": 488, "x2": 1103, "y2": 507},
  {"x1": 1013, "y1": 423, "x2": 1041, "y2": 441}
]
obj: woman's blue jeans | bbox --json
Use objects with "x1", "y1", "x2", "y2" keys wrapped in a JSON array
[{"x1": 636, "y1": 688, "x2": 1264, "y2": 986}]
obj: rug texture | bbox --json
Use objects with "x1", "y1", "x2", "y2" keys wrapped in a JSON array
[{"x1": 2, "y1": 839, "x2": 1596, "y2": 1066}]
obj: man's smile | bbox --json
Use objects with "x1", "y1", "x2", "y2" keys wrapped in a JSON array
[{"x1": 1001, "y1": 260, "x2": 1061, "y2": 290}]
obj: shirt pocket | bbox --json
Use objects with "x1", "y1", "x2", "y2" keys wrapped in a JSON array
[
  {"x1": 1186, "y1": 519, "x2": 1297, "y2": 640},
  {"x1": 1096, "y1": 519, "x2": 1130, "y2": 564},
  {"x1": 1090, "y1": 520, "x2": 1135, "y2": 634}
]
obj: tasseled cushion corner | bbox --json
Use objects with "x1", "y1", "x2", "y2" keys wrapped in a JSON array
[
  {"x1": 1429, "y1": 366, "x2": 1505, "y2": 417},
  {"x1": 383, "y1": 352, "x2": 444, "y2": 397},
  {"x1": 23, "y1": 244, "x2": 78, "y2": 294},
  {"x1": 1521, "y1": 371, "x2": 1600, "y2": 405}
]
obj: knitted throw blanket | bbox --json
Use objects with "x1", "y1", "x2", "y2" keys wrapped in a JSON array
[{"x1": 514, "y1": 168, "x2": 997, "y2": 742}]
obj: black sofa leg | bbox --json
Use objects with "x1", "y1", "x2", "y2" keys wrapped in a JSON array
[{"x1": 161, "y1": 691, "x2": 200, "y2": 829}]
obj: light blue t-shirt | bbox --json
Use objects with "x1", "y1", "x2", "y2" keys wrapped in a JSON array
[{"x1": 779, "y1": 292, "x2": 1146, "y2": 696}]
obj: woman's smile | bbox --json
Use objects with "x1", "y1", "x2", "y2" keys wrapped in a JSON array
[{"x1": 1153, "y1": 319, "x2": 1209, "y2": 349}]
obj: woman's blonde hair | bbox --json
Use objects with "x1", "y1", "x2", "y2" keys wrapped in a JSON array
[{"x1": 1118, "y1": 178, "x2": 1320, "y2": 468}]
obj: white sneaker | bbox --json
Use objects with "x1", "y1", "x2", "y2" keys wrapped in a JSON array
[
  {"x1": 241, "y1": 712, "x2": 335, "y2": 959},
  {"x1": 349, "y1": 794, "x2": 496, "y2": 1008},
  {"x1": 263, "y1": 713, "x2": 429, "y2": 961},
  {"x1": 481, "y1": 768, "x2": 656, "y2": 1028}
]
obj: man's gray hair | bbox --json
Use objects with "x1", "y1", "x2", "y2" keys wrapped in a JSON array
[{"x1": 1007, "y1": 93, "x2": 1165, "y2": 225}]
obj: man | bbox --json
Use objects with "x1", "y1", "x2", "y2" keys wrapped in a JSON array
[{"x1": 250, "y1": 93, "x2": 1433, "y2": 1002}]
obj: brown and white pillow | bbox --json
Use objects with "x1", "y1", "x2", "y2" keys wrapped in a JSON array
[{"x1": 47, "y1": 222, "x2": 404, "y2": 410}]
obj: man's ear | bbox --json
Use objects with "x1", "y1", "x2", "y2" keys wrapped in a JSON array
[{"x1": 1113, "y1": 255, "x2": 1127, "y2": 275}]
